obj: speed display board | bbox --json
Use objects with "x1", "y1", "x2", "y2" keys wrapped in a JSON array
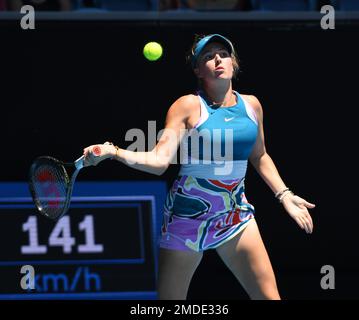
[{"x1": 0, "y1": 181, "x2": 166, "y2": 299}]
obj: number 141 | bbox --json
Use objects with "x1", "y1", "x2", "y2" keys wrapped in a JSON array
[{"x1": 21, "y1": 215, "x2": 104, "y2": 254}]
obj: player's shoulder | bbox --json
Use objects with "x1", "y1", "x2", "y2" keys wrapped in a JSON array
[
  {"x1": 174, "y1": 94, "x2": 199, "y2": 108},
  {"x1": 240, "y1": 94, "x2": 263, "y2": 114},
  {"x1": 168, "y1": 94, "x2": 199, "y2": 116}
]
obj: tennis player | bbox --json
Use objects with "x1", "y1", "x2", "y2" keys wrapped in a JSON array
[{"x1": 83, "y1": 34, "x2": 316, "y2": 300}]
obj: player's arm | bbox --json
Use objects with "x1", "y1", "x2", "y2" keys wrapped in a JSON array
[
  {"x1": 247, "y1": 95, "x2": 315, "y2": 234},
  {"x1": 83, "y1": 95, "x2": 196, "y2": 175},
  {"x1": 112, "y1": 95, "x2": 195, "y2": 175},
  {"x1": 247, "y1": 95, "x2": 287, "y2": 194}
]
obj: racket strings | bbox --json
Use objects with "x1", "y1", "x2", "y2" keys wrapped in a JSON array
[{"x1": 33, "y1": 164, "x2": 68, "y2": 218}]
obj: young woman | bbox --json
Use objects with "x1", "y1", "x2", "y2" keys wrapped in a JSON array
[{"x1": 83, "y1": 34, "x2": 316, "y2": 300}]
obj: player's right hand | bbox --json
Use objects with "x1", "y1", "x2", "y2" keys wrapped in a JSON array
[{"x1": 83, "y1": 142, "x2": 115, "y2": 167}]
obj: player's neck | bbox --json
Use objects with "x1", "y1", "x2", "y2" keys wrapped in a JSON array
[{"x1": 202, "y1": 82, "x2": 234, "y2": 107}]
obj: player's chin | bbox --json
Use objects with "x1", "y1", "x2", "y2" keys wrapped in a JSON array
[
  {"x1": 214, "y1": 73, "x2": 231, "y2": 80},
  {"x1": 215, "y1": 69, "x2": 231, "y2": 76},
  {"x1": 214, "y1": 69, "x2": 225, "y2": 75}
]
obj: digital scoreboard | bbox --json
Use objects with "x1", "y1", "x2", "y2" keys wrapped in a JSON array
[{"x1": 0, "y1": 181, "x2": 166, "y2": 299}]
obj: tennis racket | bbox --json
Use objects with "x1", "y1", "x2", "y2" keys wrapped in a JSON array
[{"x1": 28, "y1": 143, "x2": 109, "y2": 221}]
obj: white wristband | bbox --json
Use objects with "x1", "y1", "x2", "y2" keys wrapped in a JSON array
[{"x1": 279, "y1": 190, "x2": 294, "y2": 203}]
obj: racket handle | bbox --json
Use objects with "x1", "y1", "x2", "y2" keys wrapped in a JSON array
[{"x1": 75, "y1": 155, "x2": 85, "y2": 170}]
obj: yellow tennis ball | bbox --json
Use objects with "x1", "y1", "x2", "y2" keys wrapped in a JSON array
[{"x1": 143, "y1": 42, "x2": 163, "y2": 61}]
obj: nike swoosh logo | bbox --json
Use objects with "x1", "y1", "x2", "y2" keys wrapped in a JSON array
[{"x1": 224, "y1": 117, "x2": 235, "y2": 122}]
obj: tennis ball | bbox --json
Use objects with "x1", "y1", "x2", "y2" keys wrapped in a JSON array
[{"x1": 143, "y1": 42, "x2": 163, "y2": 61}]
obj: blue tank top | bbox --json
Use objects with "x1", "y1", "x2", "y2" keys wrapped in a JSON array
[{"x1": 179, "y1": 90, "x2": 258, "y2": 180}]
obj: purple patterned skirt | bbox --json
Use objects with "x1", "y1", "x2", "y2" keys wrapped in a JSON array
[{"x1": 159, "y1": 175, "x2": 255, "y2": 252}]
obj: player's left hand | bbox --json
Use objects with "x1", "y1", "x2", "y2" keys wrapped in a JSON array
[{"x1": 281, "y1": 193, "x2": 316, "y2": 234}]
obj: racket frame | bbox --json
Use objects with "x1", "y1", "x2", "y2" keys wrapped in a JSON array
[
  {"x1": 29, "y1": 142, "x2": 109, "y2": 220},
  {"x1": 29, "y1": 155, "x2": 83, "y2": 220}
]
